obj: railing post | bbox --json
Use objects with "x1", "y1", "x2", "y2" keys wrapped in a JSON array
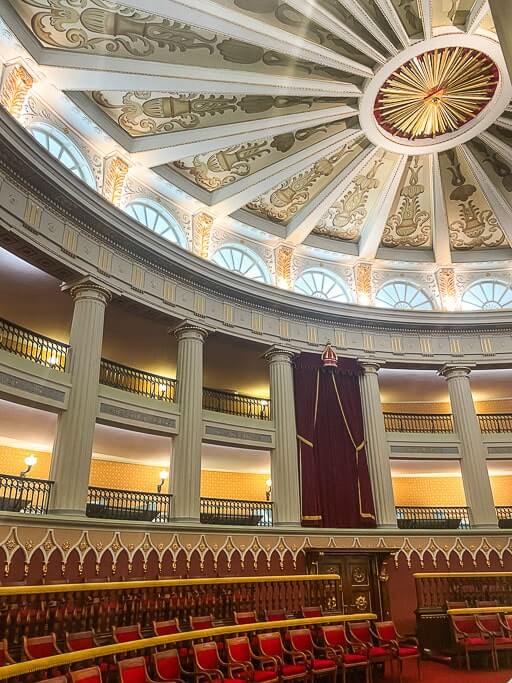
[
  {"x1": 172, "y1": 321, "x2": 209, "y2": 521},
  {"x1": 50, "y1": 279, "x2": 111, "y2": 515},
  {"x1": 440, "y1": 365, "x2": 498, "y2": 529}
]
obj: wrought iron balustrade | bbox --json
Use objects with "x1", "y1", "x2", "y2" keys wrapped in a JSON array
[
  {"x1": 203, "y1": 387, "x2": 271, "y2": 420},
  {"x1": 496, "y1": 506, "x2": 512, "y2": 529},
  {"x1": 200, "y1": 497, "x2": 273, "y2": 526},
  {"x1": 87, "y1": 486, "x2": 172, "y2": 523},
  {"x1": 0, "y1": 317, "x2": 68, "y2": 370},
  {"x1": 477, "y1": 414, "x2": 512, "y2": 433},
  {"x1": 0, "y1": 474, "x2": 53, "y2": 514},
  {"x1": 384, "y1": 412, "x2": 454, "y2": 433},
  {"x1": 396, "y1": 505, "x2": 470, "y2": 530},
  {"x1": 100, "y1": 359, "x2": 176, "y2": 401}
]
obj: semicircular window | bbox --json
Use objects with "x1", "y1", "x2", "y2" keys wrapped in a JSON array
[
  {"x1": 294, "y1": 268, "x2": 350, "y2": 303},
  {"x1": 29, "y1": 123, "x2": 96, "y2": 188},
  {"x1": 124, "y1": 199, "x2": 186, "y2": 247},
  {"x1": 376, "y1": 281, "x2": 433, "y2": 311},
  {"x1": 462, "y1": 280, "x2": 512, "y2": 311},
  {"x1": 212, "y1": 244, "x2": 271, "y2": 283}
]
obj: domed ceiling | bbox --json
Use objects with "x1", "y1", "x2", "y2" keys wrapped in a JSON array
[{"x1": 3, "y1": 0, "x2": 512, "y2": 286}]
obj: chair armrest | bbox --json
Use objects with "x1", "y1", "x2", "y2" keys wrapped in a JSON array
[
  {"x1": 498, "y1": 616, "x2": 512, "y2": 635},
  {"x1": 289, "y1": 650, "x2": 310, "y2": 665},
  {"x1": 254, "y1": 655, "x2": 278, "y2": 667},
  {"x1": 195, "y1": 669, "x2": 224, "y2": 682},
  {"x1": 228, "y1": 663, "x2": 251, "y2": 680}
]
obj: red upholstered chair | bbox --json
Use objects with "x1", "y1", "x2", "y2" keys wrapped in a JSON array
[
  {"x1": 114, "y1": 624, "x2": 144, "y2": 643},
  {"x1": 289, "y1": 629, "x2": 337, "y2": 683},
  {"x1": 300, "y1": 606, "x2": 322, "y2": 619},
  {"x1": 265, "y1": 609, "x2": 287, "y2": 622},
  {"x1": 226, "y1": 636, "x2": 279, "y2": 683},
  {"x1": 153, "y1": 649, "x2": 187, "y2": 682},
  {"x1": 66, "y1": 630, "x2": 116, "y2": 677},
  {"x1": 321, "y1": 625, "x2": 369, "y2": 683},
  {"x1": 153, "y1": 620, "x2": 189, "y2": 658},
  {"x1": 192, "y1": 641, "x2": 239, "y2": 683},
  {"x1": 70, "y1": 666, "x2": 103, "y2": 683},
  {"x1": 191, "y1": 615, "x2": 216, "y2": 630},
  {"x1": 478, "y1": 613, "x2": 512, "y2": 669},
  {"x1": 234, "y1": 612, "x2": 258, "y2": 625},
  {"x1": 374, "y1": 621, "x2": 420, "y2": 682},
  {"x1": 348, "y1": 622, "x2": 391, "y2": 672},
  {"x1": 24, "y1": 633, "x2": 62, "y2": 660},
  {"x1": 450, "y1": 615, "x2": 495, "y2": 670},
  {"x1": 0, "y1": 639, "x2": 14, "y2": 666},
  {"x1": 256, "y1": 632, "x2": 308, "y2": 682},
  {"x1": 119, "y1": 657, "x2": 159, "y2": 683}
]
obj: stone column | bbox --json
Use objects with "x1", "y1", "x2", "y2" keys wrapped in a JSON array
[
  {"x1": 358, "y1": 361, "x2": 397, "y2": 527},
  {"x1": 265, "y1": 347, "x2": 301, "y2": 526},
  {"x1": 172, "y1": 321, "x2": 208, "y2": 521},
  {"x1": 440, "y1": 365, "x2": 497, "y2": 528},
  {"x1": 50, "y1": 280, "x2": 111, "y2": 515}
]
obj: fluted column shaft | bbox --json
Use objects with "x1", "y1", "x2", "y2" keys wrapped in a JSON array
[
  {"x1": 50, "y1": 281, "x2": 111, "y2": 514},
  {"x1": 441, "y1": 366, "x2": 497, "y2": 528},
  {"x1": 358, "y1": 361, "x2": 397, "y2": 527},
  {"x1": 265, "y1": 347, "x2": 301, "y2": 526},
  {"x1": 172, "y1": 322, "x2": 208, "y2": 521}
]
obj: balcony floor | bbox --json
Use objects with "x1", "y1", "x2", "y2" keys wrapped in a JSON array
[{"x1": 396, "y1": 660, "x2": 511, "y2": 682}]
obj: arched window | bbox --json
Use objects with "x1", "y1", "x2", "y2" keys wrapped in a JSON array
[
  {"x1": 29, "y1": 123, "x2": 96, "y2": 188},
  {"x1": 294, "y1": 268, "x2": 350, "y2": 302},
  {"x1": 212, "y1": 244, "x2": 270, "y2": 283},
  {"x1": 124, "y1": 199, "x2": 186, "y2": 247},
  {"x1": 376, "y1": 281, "x2": 433, "y2": 310},
  {"x1": 462, "y1": 280, "x2": 512, "y2": 311}
]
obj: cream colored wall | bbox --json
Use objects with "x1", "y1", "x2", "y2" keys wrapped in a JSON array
[{"x1": 201, "y1": 470, "x2": 268, "y2": 501}]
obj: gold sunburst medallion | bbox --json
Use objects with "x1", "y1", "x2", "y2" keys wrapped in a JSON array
[{"x1": 374, "y1": 47, "x2": 499, "y2": 140}]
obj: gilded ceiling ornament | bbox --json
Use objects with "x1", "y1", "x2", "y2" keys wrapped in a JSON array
[
  {"x1": 274, "y1": 243, "x2": 294, "y2": 287},
  {"x1": 192, "y1": 212, "x2": 214, "y2": 259},
  {"x1": 354, "y1": 595, "x2": 368, "y2": 611},
  {"x1": 375, "y1": 47, "x2": 499, "y2": 139},
  {"x1": 175, "y1": 140, "x2": 270, "y2": 190},
  {"x1": 0, "y1": 64, "x2": 33, "y2": 119},
  {"x1": 470, "y1": 139, "x2": 512, "y2": 193},
  {"x1": 444, "y1": 150, "x2": 505, "y2": 249},
  {"x1": 354, "y1": 262, "x2": 373, "y2": 304},
  {"x1": 247, "y1": 142, "x2": 359, "y2": 221},
  {"x1": 315, "y1": 154, "x2": 383, "y2": 240},
  {"x1": 103, "y1": 156, "x2": 128, "y2": 206},
  {"x1": 382, "y1": 157, "x2": 430, "y2": 248},
  {"x1": 28, "y1": 1, "x2": 217, "y2": 56},
  {"x1": 437, "y1": 267, "x2": 457, "y2": 308}
]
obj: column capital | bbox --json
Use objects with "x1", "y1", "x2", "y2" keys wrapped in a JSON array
[
  {"x1": 172, "y1": 320, "x2": 210, "y2": 342},
  {"x1": 439, "y1": 364, "x2": 474, "y2": 380},
  {"x1": 264, "y1": 345, "x2": 296, "y2": 364},
  {"x1": 358, "y1": 359, "x2": 385, "y2": 375},
  {"x1": 62, "y1": 278, "x2": 112, "y2": 305}
]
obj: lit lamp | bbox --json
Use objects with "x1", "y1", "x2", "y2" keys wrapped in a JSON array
[
  {"x1": 259, "y1": 399, "x2": 269, "y2": 419},
  {"x1": 20, "y1": 454, "x2": 37, "y2": 478},
  {"x1": 265, "y1": 478, "x2": 272, "y2": 501},
  {"x1": 157, "y1": 470, "x2": 168, "y2": 493}
]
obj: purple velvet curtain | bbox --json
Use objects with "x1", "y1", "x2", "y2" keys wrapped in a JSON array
[{"x1": 293, "y1": 353, "x2": 376, "y2": 528}]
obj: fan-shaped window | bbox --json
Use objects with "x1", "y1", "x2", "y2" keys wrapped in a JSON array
[
  {"x1": 29, "y1": 123, "x2": 96, "y2": 188},
  {"x1": 125, "y1": 199, "x2": 186, "y2": 247},
  {"x1": 376, "y1": 281, "x2": 433, "y2": 311},
  {"x1": 212, "y1": 244, "x2": 270, "y2": 283},
  {"x1": 294, "y1": 268, "x2": 350, "y2": 303},
  {"x1": 462, "y1": 280, "x2": 512, "y2": 311}
]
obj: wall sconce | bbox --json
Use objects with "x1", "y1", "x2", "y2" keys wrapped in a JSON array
[
  {"x1": 265, "y1": 478, "x2": 272, "y2": 501},
  {"x1": 157, "y1": 470, "x2": 168, "y2": 493},
  {"x1": 259, "y1": 399, "x2": 269, "y2": 418},
  {"x1": 20, "y1": 454, "x2": 37, "y2": 478}
]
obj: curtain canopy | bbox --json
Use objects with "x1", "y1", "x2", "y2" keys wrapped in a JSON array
[{"x1": 293, "y1": 353, "x2": 376, "y2": 528}]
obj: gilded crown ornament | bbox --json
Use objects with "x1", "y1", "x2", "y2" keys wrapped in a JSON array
[{"x1": 321, "y1": 343, "x2": 338, "y2": 369}]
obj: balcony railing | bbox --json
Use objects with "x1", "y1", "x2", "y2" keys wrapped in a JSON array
[
  {"x1": 0, "y1": 317, "x2": 68, "y2": 370},
  {"x1": 86, "y1": 486, "x2": 172, "y2": 523},
  {"x1": 384, "y1": 412, "x2": 454, "y2": 433},
  {"x1": 203, "y1": 387, "x2": 271, "y2": 420},
  {"x1": 200, "y1": 497, "x2": 273, "y2": 526},
  {"x1": 478, "y1": 414, "x2": 512, "y2": 433},
  {"x1": 496, "y1": 506, "x2": 512, "y2": 529},
  {"x1": 396, "y1": 505, "x2": 470, "y2": 529},
  {"x1": 100, "y1": 359, "x2": 176, "y2": 401},
  {"x1": 0, "y1": 474, "x2": 53, "y2": 514}
]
